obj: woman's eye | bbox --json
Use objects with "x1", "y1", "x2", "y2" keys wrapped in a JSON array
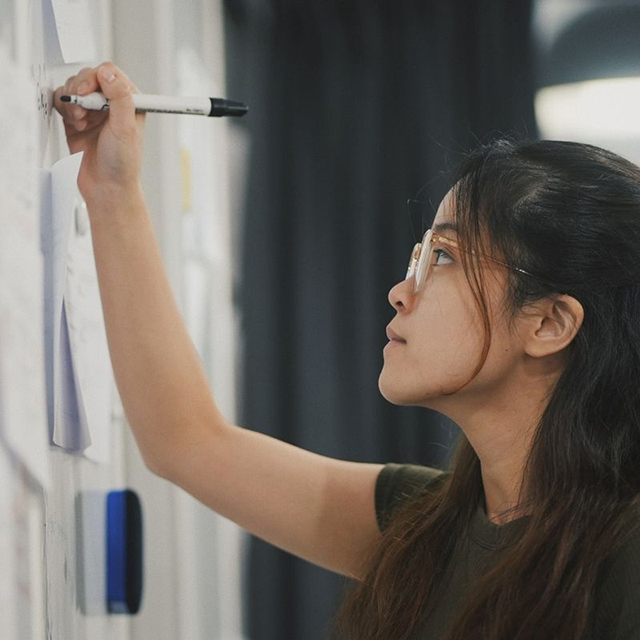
[{"x1": 433, "y1": 248, "x2": 454, "y2": 265}]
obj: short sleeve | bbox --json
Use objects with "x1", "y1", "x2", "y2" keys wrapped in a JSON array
[
  {"x1": 375, "y1": 463, "x2": 449, "y2": 533},
  {"x1": 590, "y1": 524, "x2": 640, "y2": 639}
]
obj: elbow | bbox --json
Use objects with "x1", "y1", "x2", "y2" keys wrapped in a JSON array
[{"x1": 142, "y1": 450, "x2": 169, "y2": 478}]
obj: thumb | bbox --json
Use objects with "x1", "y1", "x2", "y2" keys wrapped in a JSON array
[{"x1": 96, "y1": 64, "x2": 137, "y2": 137}]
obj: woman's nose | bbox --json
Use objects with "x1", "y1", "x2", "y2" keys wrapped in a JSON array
[{"x1": 388, "y1": 277, "x2": 415, "y2": 312}]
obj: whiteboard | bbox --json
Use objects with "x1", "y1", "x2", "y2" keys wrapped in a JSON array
[{"x1": 0, "y1": 0, "x2": 246, "y2": 638}]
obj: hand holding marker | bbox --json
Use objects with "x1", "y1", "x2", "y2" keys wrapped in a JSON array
[
  {"x1": 60, "y1": 91, "x2": 248, "y2": 118},
  {"x1": 53, "y1": 63, "x2": 248, "y2": 205}
]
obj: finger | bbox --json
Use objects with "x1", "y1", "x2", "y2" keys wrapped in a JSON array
[
  {"x1": 54, "y1": 73, "x2": 82, "y2": 116},
  {"x1": 68, "y1": 65, "x2": 137, "y2": 99},
  {"x1": 55, "y1": 65, "x2": 106, "y2": 120},
  {"x1": 53, "y1": 89, "x2": 89, "y2": 129},
  {"x1": 54, "y1": 92, "x2": 86, "y2": 128},
  {"x1": 97, "y1": 61, "x2": 137, "y2": 94},
  {"x1": 78, "y1": 108, "x2": 104, "y2": 130},
  {"x1": 95, "y1": 63, "x2": 138, "y2": 138},
  {"x1": 74, "y1": 119, "x2": 87, "y2": 132},
  {"x1": 53, "y1": 85, "x2": 73, "y2": 117},
  {"x1": 72, "y1": 66, "x2": 101, "y2": 96}
]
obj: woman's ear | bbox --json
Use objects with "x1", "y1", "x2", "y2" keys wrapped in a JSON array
[{"x1": 523, "y1": 294, "x2": 584, "y2": 358}]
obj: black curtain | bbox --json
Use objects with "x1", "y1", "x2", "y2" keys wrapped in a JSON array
[{"x1": 224, "y1": 2, "x2": 538, "y2": 638}]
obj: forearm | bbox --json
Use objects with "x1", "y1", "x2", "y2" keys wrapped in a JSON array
[{"x1": 87, "y1": 187, "x2": 225, "y2": 468}]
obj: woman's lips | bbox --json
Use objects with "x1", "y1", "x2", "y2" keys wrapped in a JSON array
[{"x1": 386, "y1": 326, "x2": 406, "y2": 343}]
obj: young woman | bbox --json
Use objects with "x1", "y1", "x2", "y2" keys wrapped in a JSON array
[{"x1": 55, "y1": 63, "x2": 640, "y2": 640}]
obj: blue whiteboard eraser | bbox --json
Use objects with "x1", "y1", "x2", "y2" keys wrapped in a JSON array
[{"x1": 106, "y1": 489, "x2": 144, "y2": 614}]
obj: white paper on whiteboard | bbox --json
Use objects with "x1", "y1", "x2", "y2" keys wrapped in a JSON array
[
  {"x1": 44, "y1": 152, "x2": 90, "y2": 452},
  {"x1": 54, "y1": 298, "x2": 91, "y2": 451},
  {"x1": 43, "y1": 152, "x2": 114, "y2": 461},
  {"x1": 64, "y1": 199, "x2": 113, "y2": 464},
  {"x1": 49, "y1": 0, "x2": 97, "y2": 63}
]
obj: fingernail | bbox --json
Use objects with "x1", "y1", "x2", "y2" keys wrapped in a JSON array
[
  {"x1": 77, "y1": 82, "x2": 89, "y2": 94},
  {"x1": 101, "y1": 67, "x2": 116, "y2": 83}
]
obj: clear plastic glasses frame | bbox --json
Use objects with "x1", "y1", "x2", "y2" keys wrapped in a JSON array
[{"x1": 406, "y1": 228, "x2": 536, "y2": 295}]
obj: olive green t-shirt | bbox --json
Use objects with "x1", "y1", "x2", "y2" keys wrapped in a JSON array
[{"x1": 375, "y1": 463, "x2": 640, "y2": 640}]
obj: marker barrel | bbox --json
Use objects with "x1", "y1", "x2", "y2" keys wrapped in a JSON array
[{"x1": 66, "y1": 92, "x2": 248, "y2": 117}]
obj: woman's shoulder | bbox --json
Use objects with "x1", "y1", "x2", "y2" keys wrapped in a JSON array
[
  {"x1": 590, "y1": 503, "x2": 640, "y2": 636},
  {"x1": 598, "y1": 502, "x2": 640, "y2": 578},
  {"x1": 375, "y1": 462, "x2": 451, "y2": 533}
]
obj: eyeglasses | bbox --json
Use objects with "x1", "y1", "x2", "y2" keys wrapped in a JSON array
[{"x1": 406, "y1": 229, "x2": 537, "y2": 295}]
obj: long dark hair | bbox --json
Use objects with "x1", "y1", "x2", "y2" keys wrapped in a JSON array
[{"x1": 330, "y1": 137, "x2": 640, "y2": 639}]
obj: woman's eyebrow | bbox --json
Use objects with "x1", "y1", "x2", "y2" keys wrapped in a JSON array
[{"x1": 433, "y1": 221, "x2": 457, "y2": 234}]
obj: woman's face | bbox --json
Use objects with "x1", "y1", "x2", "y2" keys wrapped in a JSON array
[{"x1": 379, "y1": 189, "x2": 521, "y2": 409}]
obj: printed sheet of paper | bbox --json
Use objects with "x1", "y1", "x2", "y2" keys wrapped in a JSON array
[
  {"x1": 49, "y1": 0, "x2": 97, "y2": 63},
  {"x1": 0, "y1": 44, "x2": 50, "y2": 489},
  {"x1": 64, "y1": 199, "x2": 113, "y2": 463},
  {"x1": 43, "y1": 152, "x2": 113, "y2": 462},
  {"x1": 42, "y1": 153, "x2": 90, "y2": 452}
]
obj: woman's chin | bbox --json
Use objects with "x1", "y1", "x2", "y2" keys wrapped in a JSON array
[
  {"x1": 378, "y1": 374, "x2": 416, "y2": 405},
  {"x1": 378, "y1": 371, "x2": 441, "y2": 407}
]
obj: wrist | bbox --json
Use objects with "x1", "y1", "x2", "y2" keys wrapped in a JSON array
[{"x1": 84, "y1": 181, "x2": 146, "y2": 220}]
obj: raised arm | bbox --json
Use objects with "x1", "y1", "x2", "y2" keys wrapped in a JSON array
[{"x1": 54, "y1": 63, "x2": 384, "y2": 580}]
